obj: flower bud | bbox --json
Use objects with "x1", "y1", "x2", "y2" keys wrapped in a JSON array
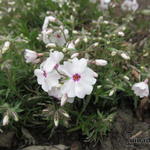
[
  {"x1": 71, "y1": 53, "x2": 79, "y2": 59},
  {"x1": 111, "y1": 51, "x2": 117, "y2": 56},
  {"x1": 118, "y1": 31, "x2": 125, "y2": 37},
  {"x1": 93, "y1": 42, "x2": 99, "y2": 47},
  {"x1": 61, "y1": 94, "x2": 68, "y2": 106},
  {"x1": 12, "y1": 112, "x2": 19, "y2": 122},
  {"x1": 67, "y1": 42, "x2": 75, "y2": 50},
  {"x1": 46, "y1": 43, "x2": 56, "y2": 48},
  {"x1": 94, "y1": 59, "x2": 108, "y2": 66},
  {"x1": 3, "y1": 114, "x2": 9, "y2": 126},
  {"x1": 74, "y1": 38, "x2": 81, "y2": 45},
  {"x1": 120, "y1": 53, "x2": 130, "y2": 60},
  {"x1": 83, "y1": 37, "x2": 88, "y2": 43},
  {"x1": 123, "y1": 76, "x2": 130, "y2": 80},
  {"x1": 54, "y1": 112, "x2": 59, "y2": 127},
  {"x1": 2, "y1": 41, "x2": 11, "y2": 54},
  {"x1": 59, "y1": 109, "x2": 70, "y2": 118},
  {"x1": 109, "y1": 89, "x2": 115, "y2": 96},
  {"x1": 48, "y1": 16, "x2": 57, "y2": 22},
  {"x1": 24, "y1": 49, "x2": 38, "y2": 63}
]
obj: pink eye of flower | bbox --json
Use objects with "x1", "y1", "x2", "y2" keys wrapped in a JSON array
[
  {"x1": 72, "y1": 73, "x2": 81, "y2": 82},
  {"x1": 54, "y1": 64, "x2": 59, "y2": 69},
  {"x1": 56, "y1": 34, "x2": 61, "y2": 38},
  {"x1": 43, "y1": 71, "x2": 47, "y2": 78}
]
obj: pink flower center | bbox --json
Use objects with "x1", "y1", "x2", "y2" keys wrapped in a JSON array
[
  {"x1": 56, "y1": 34, "x2": 61, "y2": 38},
  {"x1": 54, "y1": 64, "x2": 59, "y2": 69},
  {"x1": 43, "y1": 71, "x2": 47, "y2": 78},
  {"x1": 72, "y1": 73, "x2": 81, "y2": 82}
]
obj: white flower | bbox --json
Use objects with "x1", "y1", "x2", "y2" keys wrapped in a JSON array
[
  {"x1": 34, "y1": 51, "x2": 64, "y2": 92},
  {"x1": 43, "y1": 30, "x2": 68, "y2": 47},
  {"x1": 132, "y1": 82, "x2": 149, "y2": 98},
  {"x1": 121, "y1": 0, "x2": 139, "y2": 12},
  {"x1": 94, "y1": 59, "x2": 108, "y2": 66},
  {"x1": 34, "y1": 69, "x2": 60, "y2": 92},
  {"x1": 42, "y1": 16, "x2": 69, "y2": 46},
  {"x1": 120, "y1": 53, "x2": 130, "y2": 60},
  {"x1": 60, "y1": 58, "x2": 97, "y2": 98},
  {"x1": 41, "y1": 51, "x2": 64, "y2": 72},
  {"x1": 24, "y1": 49, "x2": 38, "y2": 63}
]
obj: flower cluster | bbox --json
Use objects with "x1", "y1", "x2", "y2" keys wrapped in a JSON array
[
  {"x1": 89, "y1": 0, "x2": 139, "y2": 12},
  {"x1": 33, "y1": 51, "x2": 100, "y2": 106}
]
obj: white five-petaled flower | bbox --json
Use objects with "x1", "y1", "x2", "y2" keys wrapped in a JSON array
[
  {"x1": 24, "y1": 49, "x2": 38, "y2": 63},
  {"x1": 60, "y1": 58, "x2": 97, "y2": 98},
  {"x1": 121, "y1": 0, "x2": 139, "y2": 12},
  {"x1": 34, "y1": 69, "x2": 60, "y2": 92},
  {"x1": 34, "y1": 51, "x2": 64, "y2": 92},
  {"x1": 132, "y1": 81, "x2": 149, "y2": 98}
]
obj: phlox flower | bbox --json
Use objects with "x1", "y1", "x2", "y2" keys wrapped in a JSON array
[
  {"x1": 34, "y1": 51, "x2": 64, "y2": 92},
  {"x1": 34, "y1": 69, "x2": 60, "y2": 92},
  {"x1": 121, "y1": 0, "x2": 139, "y2": 12},
  {"x1": 132, "y1": 80, "x2": 149, "y2": 98},
  {"x1": 42, "y1": 29, "x2": 69, "y2": 47},
  {"x1": 41, "y1": 51, "x2": 64, "y2": 72},
  {"x1": 60, "y1": 58, "x2": 97, "y2": 98}
]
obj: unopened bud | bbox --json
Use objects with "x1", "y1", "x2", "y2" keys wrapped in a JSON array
[
  {"x1": 54, "y1": 112, "x2": 59, "y2": 127},
  {"x1": 48, "y1": 16, "x2": 57, "y2": 22},
  {"x1": 93, "y1": 42, "x2": 99, "y2": 47},
  {"x1": 61, "y1": 94, "x2": 68, "y2": 106},
  {"x1": 94, "y1": 59, "x2": 108, "y2": 66},
  {"x1": 83, "y1": 37, "x2": 88, "y2": 43},
  {"x1": 74, "y1": 38, "x2": 81, "y2": 45},
  {"x1": 120, "y1": 53, "x2": 130, "y2": 60},
  {"x1": 46, "y1": 43, "x2": 56, "y2": 48},
  {"x1": 71, "y1": 53, "x2": 79, "y2": 59},
  {"x1": 3, "y1": 114, "x2": 9, "y2": 126},
  {"x1": 12, "y1": 112, "x2": 19, "y2": 122},
  {"x1": 109, "y1": 89, "x2": 115, "y2": 96},
  {"x1": 59, "y1": 109, "x2": 70, "y2": 118}
]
